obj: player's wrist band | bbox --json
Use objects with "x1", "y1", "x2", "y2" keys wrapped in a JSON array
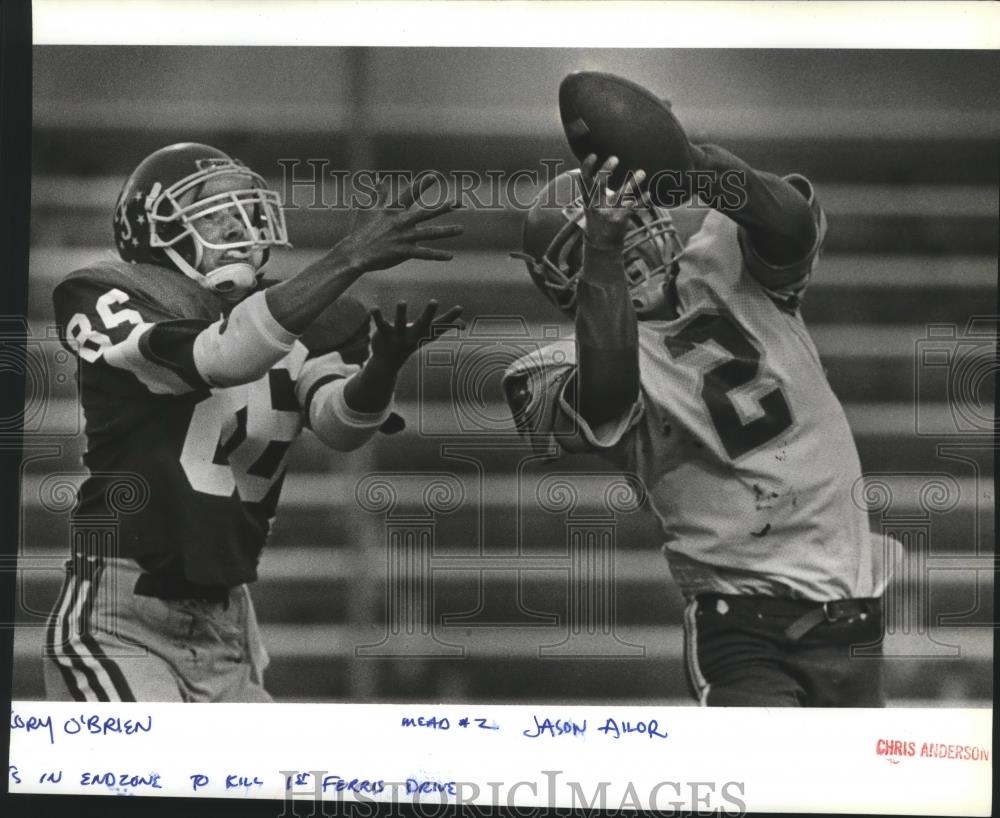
[{"x1": 583, "y1": 233, "x2": 626, "y2": 253}]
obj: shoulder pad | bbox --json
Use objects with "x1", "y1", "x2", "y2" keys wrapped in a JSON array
[
  {"x1": 59, "y1": 259, "x2": 221, "y2": 322},
  {"x1": 503, "y1": 340, "x2": 577, "y2": 380}
]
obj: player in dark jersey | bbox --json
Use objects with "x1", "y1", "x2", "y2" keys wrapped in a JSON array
[
  {"x1": 45, "y1": 142, "x2": 463, "y2": 702},
  {"x1": 504, "y1": 139, "x2": 899, "y2": 706}
]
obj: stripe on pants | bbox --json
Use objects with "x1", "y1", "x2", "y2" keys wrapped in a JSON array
[
  {"x1": 45, "y1": 561, "x2": 134, "y2": 702},
  {"x1": 683, "y1": 599, "x2": 711, "y2": 706}
]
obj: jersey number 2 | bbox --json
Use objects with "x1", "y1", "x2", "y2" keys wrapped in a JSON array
[{"x1": 663, "y1": 309, "x2": 793, "y2": 459}]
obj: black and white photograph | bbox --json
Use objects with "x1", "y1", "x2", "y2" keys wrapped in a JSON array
[{"x1": 3, "y1": 1, "x2": 996, "y2": 814}]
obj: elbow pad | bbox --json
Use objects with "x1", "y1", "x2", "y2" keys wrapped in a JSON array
[{"x1": 193, "y1": 291, "x2": 297, "y2": 387}]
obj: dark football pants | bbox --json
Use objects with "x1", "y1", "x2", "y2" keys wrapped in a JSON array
[{"x1": 683, "y1": 595, "x2": 885, "y2": 707}]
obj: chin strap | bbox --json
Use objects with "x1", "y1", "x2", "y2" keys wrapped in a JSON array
[{"x1": 164, "y1": 247, "x2": 259, "y2": 301}]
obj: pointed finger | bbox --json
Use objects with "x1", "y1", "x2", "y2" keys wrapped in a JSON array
[
  {"x1": 434, "y1": 305, "x2": 464, "y2": 326},
  {"x1": 403, "y1": 199, "x2": 463, "y2": 225},
  {"x1": 598, "y1": 156, "x2": 622, "y2": 205},
  {"x1": 400, "y1": 173, "x2": 441, "y2": 209},
  {"x1": 370, "y1": 306, "x2": 390, "y2": 334},
  {"x1": 393, "y1": 300, "x2": 407, "y2": 330},
  {"x1": 410, "y1": 247, "x2": 455, "y2": 262},
  {"x1": 580, "y1": 153, "x2": 600, "y2": 184},
  {"x1": 395, "y1": 176, "x2": 417, "y2": 209},
  {"x1": 578, "y1": 153, "x2": 603, "y2": 204},
  {"x1": 614, "y1": 168, "x2": 647, "y2": 207},
  {"x1": 373, "y1": 174, "x2": 394, "y2": 208},
  {"x1": 577, "y1": 155, "x2": 599, "y2": 208},
  {"x1": 408, "y1": 223, "x2": 464, "y2": 242},
  {"x1": 413, "y1": 299, "x2": 440, "y2": 333}
]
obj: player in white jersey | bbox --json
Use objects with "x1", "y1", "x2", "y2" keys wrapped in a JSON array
[{"x1": 504, "y1": 143, "x2": 896, "y2": 706}]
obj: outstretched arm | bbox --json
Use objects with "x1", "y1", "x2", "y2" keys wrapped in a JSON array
[
  {"x1": 345, "y1": 300, "x2": 463, "y2": 413},
  {"x1": 266, "y1": 174, "x2": 463, "y2": 334},
  {"x1": 187, "y1": 174, "x2": 463, "y2": 390},
  {"x1": 575, "y1": 154, "x2": 645, "y2": 432},
  {"x1": 57, "y1": 179, "x2": 463, "y2": 397},
  {"x1": 298, "y1": 300, "x2": 463, "y2": 451},
  {"x1": 691, "y1": 143, "x2": 822, "y2": 290}
]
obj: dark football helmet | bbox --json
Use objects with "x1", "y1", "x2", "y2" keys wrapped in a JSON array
[
  {"x1": 515, "y1": 170, "x2": 684, "y2": 318},
  {"x1": 113, "y1": 143, "x2": 290, "y2": 298}
]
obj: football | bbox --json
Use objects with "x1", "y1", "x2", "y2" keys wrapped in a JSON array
[{"x1": 559, "y1": 71, "x2": 695, "y2": 206}]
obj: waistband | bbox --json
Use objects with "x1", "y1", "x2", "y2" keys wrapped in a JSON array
[
  {"x1": 133, "y1": 572, "x2": 232, "y2": 605},
  {"x1": 695, "y1": 593, "x2": 881, "y2": 641},
  {"x1": 67, "y1": 554, "x2": 235, "y2": 604}
]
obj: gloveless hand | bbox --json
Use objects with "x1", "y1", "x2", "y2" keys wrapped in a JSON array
[
  {"x1": 578, "y1": 154, "x2": 647, "y2": 250},
  {"x1": 370, "y1": 300, "x2": 464, "y2": 369},
  {"x1": 333, "y1": 174, "x2": 464, "y2": 273}
]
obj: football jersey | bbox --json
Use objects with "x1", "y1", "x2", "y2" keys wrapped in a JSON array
[
  {"x1": 54, "y1": 259, "x2": 362, "y2": 587},
  {"x1": 505, "y1": 200, "x2": 890, "y2": 602}
]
